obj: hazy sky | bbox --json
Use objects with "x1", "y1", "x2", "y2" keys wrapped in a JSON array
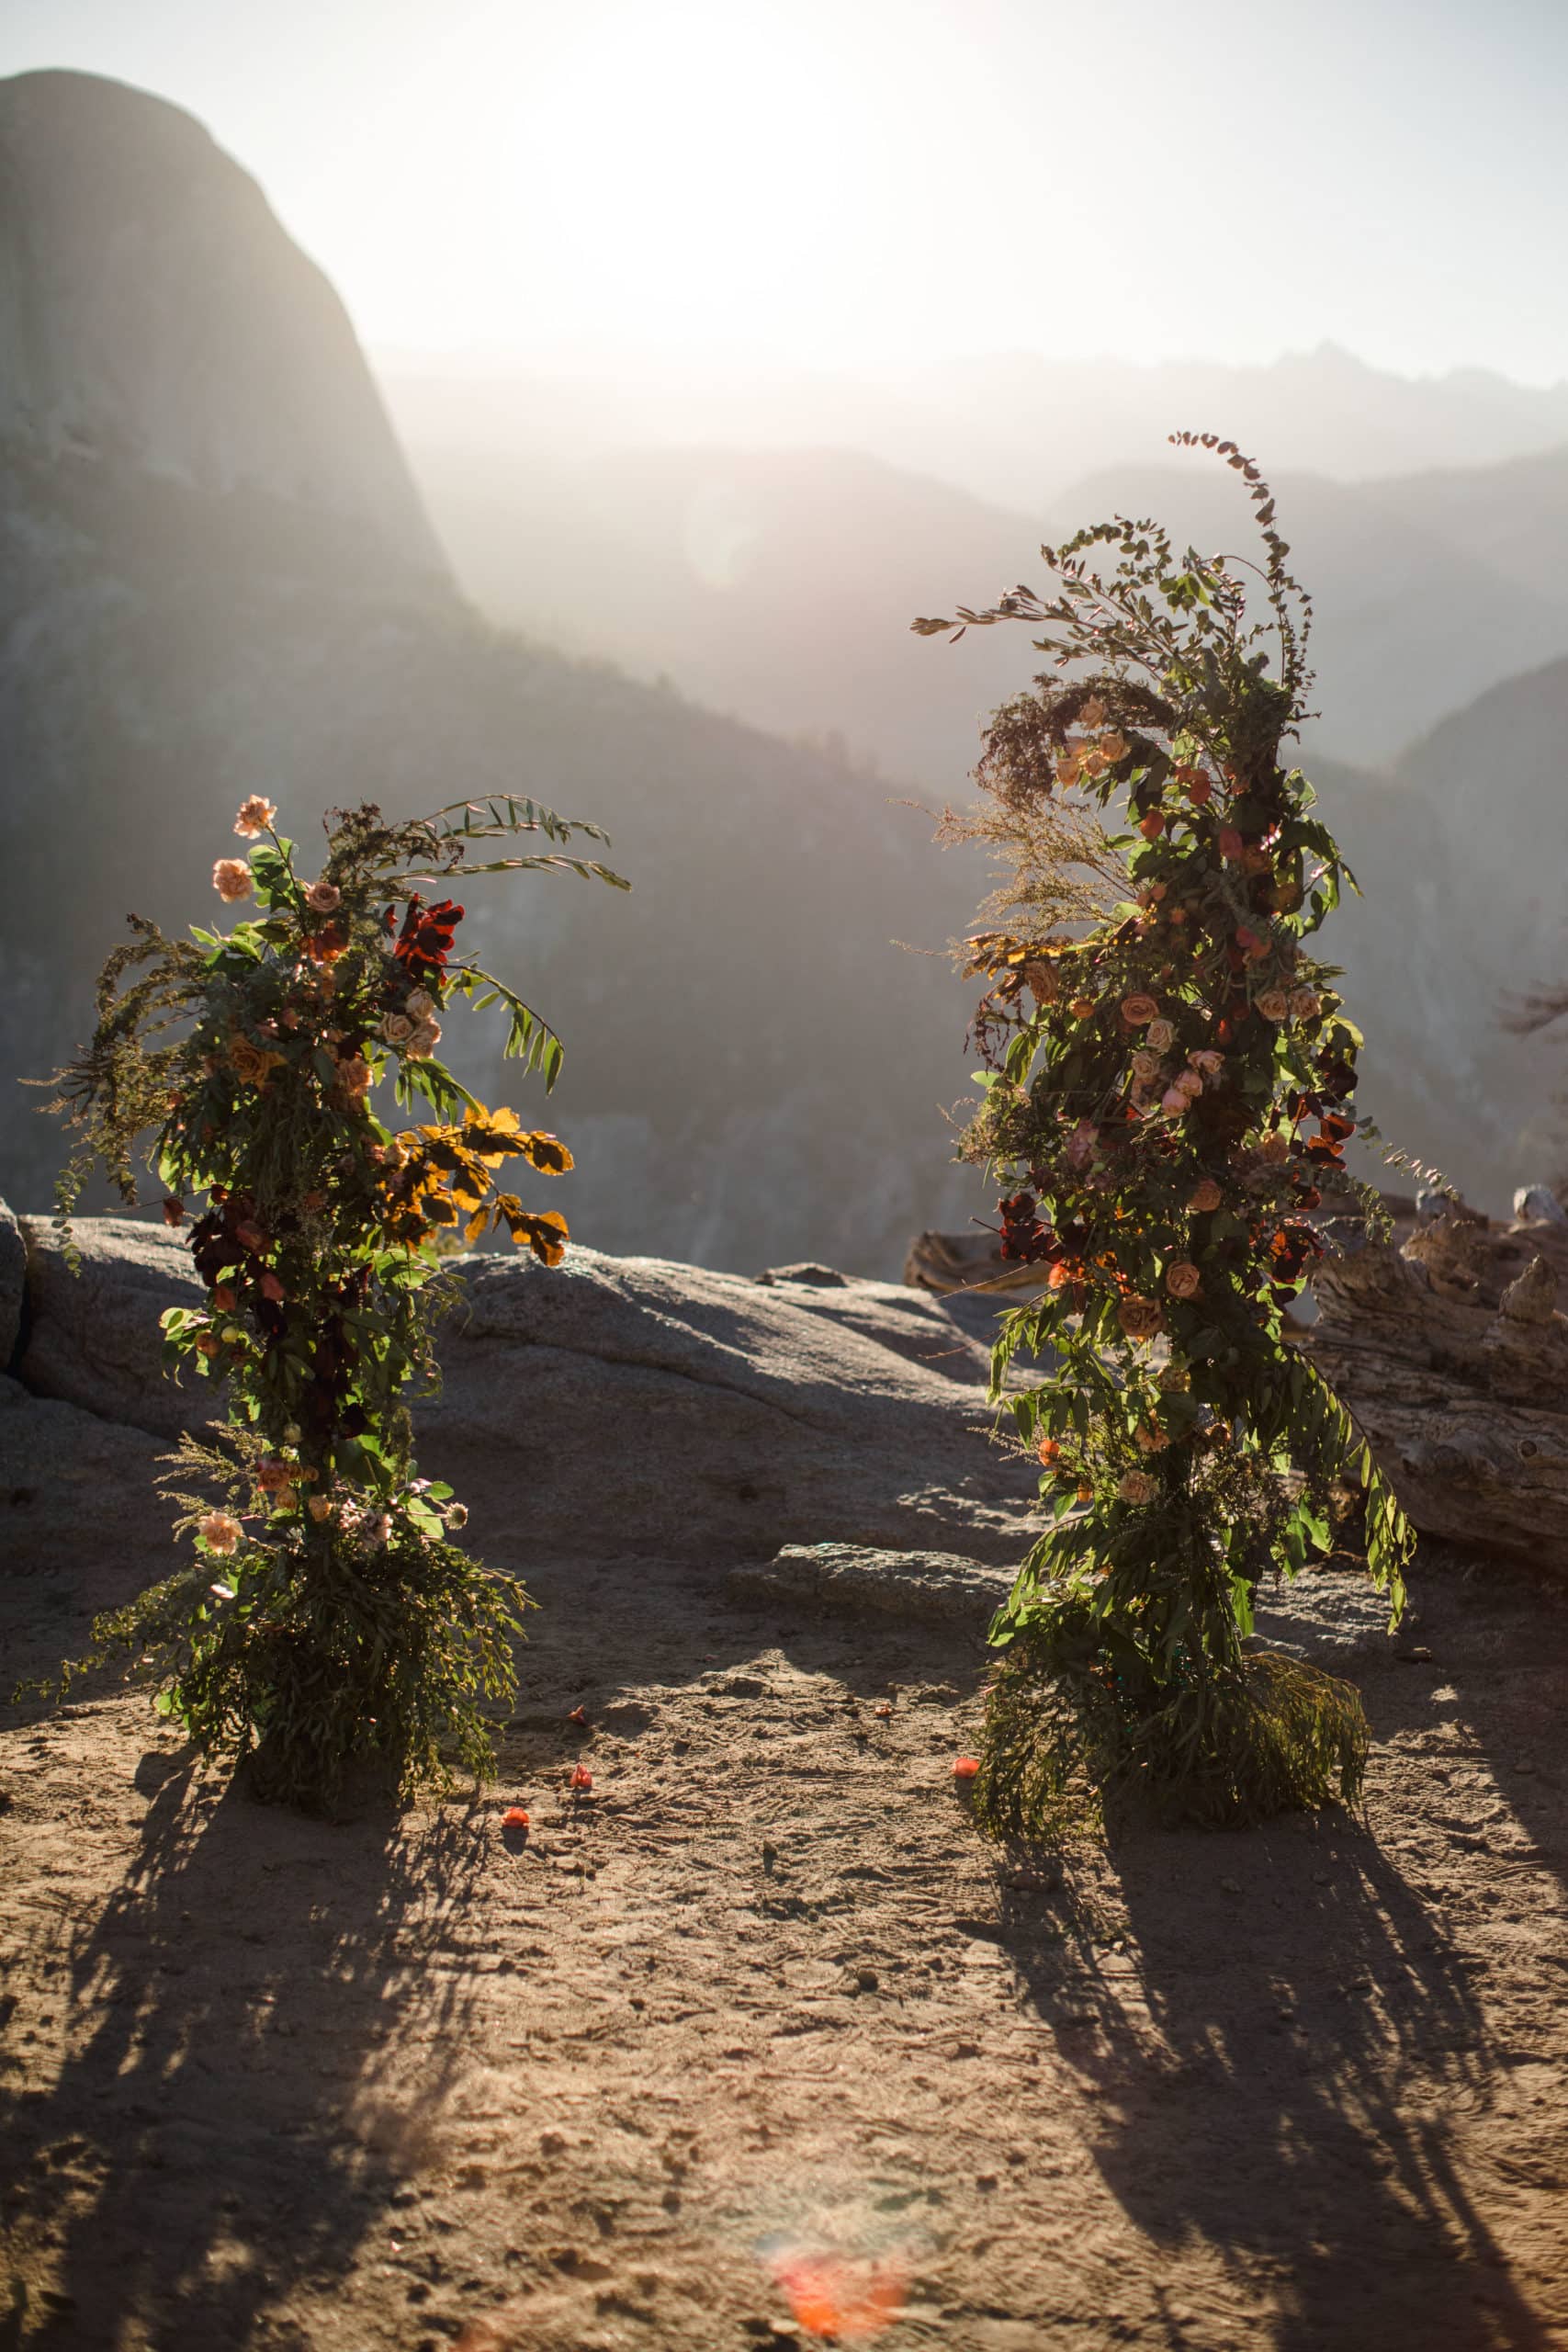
[{"x1": 7, "y1": 0, "x2": 1568, "y2": 384}]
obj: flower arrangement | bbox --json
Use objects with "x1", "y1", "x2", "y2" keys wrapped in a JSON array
[
  {"x1": 916, "y1": 438, "x2": 1417, "y2": 1832},
  {"x1": 43, "y1": 793, "x2": 625, "y2": 1808}
]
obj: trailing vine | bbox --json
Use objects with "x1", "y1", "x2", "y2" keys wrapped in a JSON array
[
  {"x1": 39, "y1": 793, "x2": 626, "y2": 1808},
  {"x1": 915, "y1": 436, "x2": 1416, "y2": 1832}
]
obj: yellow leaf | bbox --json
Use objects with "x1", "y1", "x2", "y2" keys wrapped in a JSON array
[{"x1": 519, "y1": 1131, "x2": 574, "y2": 1175}]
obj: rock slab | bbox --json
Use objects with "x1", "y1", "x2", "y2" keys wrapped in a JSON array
[{"x1": 11, "y1": 1215, "x2": 1038, "y2": 1566}]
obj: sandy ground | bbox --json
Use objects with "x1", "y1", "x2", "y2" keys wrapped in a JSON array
[{"x1": 3, "y1": 1535, "x2": 1568, "y2": 2352}]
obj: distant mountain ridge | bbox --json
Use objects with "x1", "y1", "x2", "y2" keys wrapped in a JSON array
[{"x1": 381, "y1": 341, "x2": 1568, "y2": 517}]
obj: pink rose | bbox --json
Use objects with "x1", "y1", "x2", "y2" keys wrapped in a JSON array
[
  {"x1": 1190, "y1": 1049, "x2": 1224, "y2": 1078},
  {"x1": 1160, "y1": 1086, "x2": 1190, "y2": 1114},
  {"x1": 1218, "y1": 828, "x2": 1244, "y2": 861},
  {"x1": 1166, "y1": 1261, "x2": 1202, "y2": 1300},
  {"x1": 1120, "y1": 993, "x2": 1160, "y2": 1028},
  {"x1": 1174, "y1": 1069, "x2": 1203, "y2": 1099},
  {"x1": 1117, "y1": 1470, "x2": 1158, "y2": 1504},
  {"x1": 305, "y1": 881, "x2": 342, "y2": 913},
  {"x1": 1290, "y1": 987, "x2": 1322, "y2": 1021},
  {"x1": 1065, "y1": 1118, "x2": 1098, "y2": 1170},
  {"x1": 212, "y1": 858, "x2": 253, "y2": 904},
  {"x1": 259, "y1": 1272, "x2": 285, "y2": 1303},
  {"x1": 1258, "y1": 989, "x2": 1292, "y2": 1023}
]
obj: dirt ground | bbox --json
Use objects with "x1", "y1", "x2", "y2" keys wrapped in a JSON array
[{"x1": 3, "y1": 1536, "x2": 1568, "y2": 2352}]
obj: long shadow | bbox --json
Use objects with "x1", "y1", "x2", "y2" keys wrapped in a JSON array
[
  {"x1": 1000, "y1": 1753, "x2": 1549, "y2": 2348},
  {"x1": 1, "y1": 1758, "x2": 489, "y2": 2350}
]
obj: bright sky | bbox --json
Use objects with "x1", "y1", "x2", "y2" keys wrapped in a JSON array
[{"x1": 7, "y1": 0, "x2": 1568, "y2": 383}]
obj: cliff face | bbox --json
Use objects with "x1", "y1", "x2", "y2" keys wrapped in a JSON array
[{"x1": 0, "y1": 70, "x2": 447, "y2": 581}]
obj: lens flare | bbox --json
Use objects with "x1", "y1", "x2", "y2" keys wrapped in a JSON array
[{"x1": 761, "y1": 2241, "x2": 907, "y2": 2341}]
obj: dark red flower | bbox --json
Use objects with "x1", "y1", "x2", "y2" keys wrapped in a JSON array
[{"x1": 385, "y1": 894, "x2": 464, "y2": 980}]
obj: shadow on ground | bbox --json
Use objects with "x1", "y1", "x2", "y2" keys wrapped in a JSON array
[{"x1": 1, "y1": 1761, "x2": 487, "y2": 2349}]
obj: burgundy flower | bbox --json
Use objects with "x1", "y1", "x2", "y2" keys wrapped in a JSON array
[{"x1": 386, "y1": 894, "x2": 464, "y2": 980}]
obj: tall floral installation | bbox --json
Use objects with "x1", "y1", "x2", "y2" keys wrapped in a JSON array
[
  {"x1": 44, "y1": 794, "x2": 625, "y2": 1808},
  {"x1": 916, "y1": 436, "x2": 1419, "y2": 1833}
]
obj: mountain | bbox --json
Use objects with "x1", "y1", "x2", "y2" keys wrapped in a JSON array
[
  {"x1": 0, "y1": 71, "x2": 988, "y2": 1275},
  {"x1": 406, "y1": 440, "x2": 1039, "y2": 787},
  {"x1": 0, "y1": 71, "x2": 446, "y2": 580},
  {"x1": 379, "y1": 342, "x2": 1568, "y2": 520},
  {"x1": 0, "y1": 69, "x2": 1548, "y2": 1257},
  {"x1": 405, "y1": 435, "x2": 1568, "y2": 782}
]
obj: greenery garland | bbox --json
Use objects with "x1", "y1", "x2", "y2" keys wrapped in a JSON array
[
  {"x1": 41, "y1": 793, "x2": 625, "y2": 1808},
  {"x1": 916, "y1": 437, "x2": 1417, "y2": 1832}
]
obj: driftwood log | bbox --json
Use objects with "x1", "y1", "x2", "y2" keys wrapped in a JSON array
[{"x1": 1301, "y1": 1186, "x2": 1568, "y2": 1565}]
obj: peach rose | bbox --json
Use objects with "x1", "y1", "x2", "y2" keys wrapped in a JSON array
[
  {"x1": 1119, "y1": 1296, "x2": 1164, "y2": 1340},
  {"x1": 1257, "y1": 1130, "x2": 1291, "y2": 1165},
  {"x1": 1117, "y1": 1470, "x2": 1158, "y2": 1505},
  {"x1": 305, "y1": 881, "x2": 342, "y2": 913},
  {"x1": 1189, "y1": 1178, "x2": 1223, "y2": 1213},
  {"x1": 1165, "y1": 1261, "x2": 1202, "y2": 1300},
  {"x1": 1134, "y1": 1423, "x2": 1169, "y2": 1453},
  {"x1": 381, "y1": 1012, "x2": 414, "y2": 1046},
  {"x1": 1077, "y1": 695, "x2": 1107, "y2": 728},
  {"x1": 1145, "y1": 1017, "x2": 1176, "y2": 1053},
  {"x1": 1190, "y1": 1049, "x2": 1224, "y2": 1078},
  {"x1": 1022, "y1": 959, "x2": 1059, "y2": 1004},
  {"x1": 197, "y1": 1510, "x2": 243, "y2": 1555},
  {"x1": 1174, "y1": 1069, "x2": 1203, "y2": 1099},
  {"x1": 405, "y1": 987, "x2": 435, "y2": 1021},
  {"x1": 1121, "y1": 993, "x2": 1160, "y2": 1028},
  {"x1": 1290, "y1": 987, "x2": 1322, "y2": 1021},
  {"x1": 256, "y1": 1460, "x2": 293, "y2": 1495},
  {"x1": 406, "y1": 1022, "x2": 442, "y2": 1060},
  {"x1": 1217, "y1": 828, "x2": 1244, "y2": 861},
  {"x1": 212, "y1": 859, "x2": 253, "y2": 904},
  {"x1": 259, "y1": 1272, "x2": 285, "y2": 1303},
  {"x1": 233, "y1": 796, "x2": 276, "y2": 839},
  {"x1": 1257, "y1": 989, "x2": 1292, "y2": 1023},
  {"x1": 1099, "y1": 730, "x2": 1129, "y2": 763},
  {"x1": 1070, "y1": 996, "x2": 1097, "y2": 1020},
  {"x1": 1130, "y1": 1049, "x2": 1161, "y2": 1084}
]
